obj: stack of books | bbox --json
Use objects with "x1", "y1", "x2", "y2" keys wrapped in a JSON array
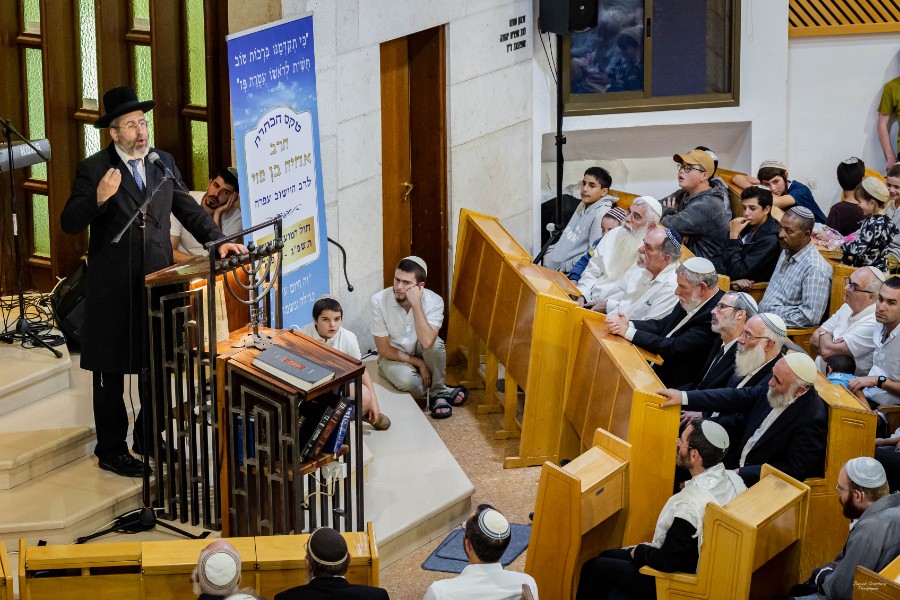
[{"x1": 251, "y1": 344, "x2": 352, "y2": 461}]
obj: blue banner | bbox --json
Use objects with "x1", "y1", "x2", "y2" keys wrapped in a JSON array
[{"x1": 227, "y1": 13, "x2": 329, "y2": 326}]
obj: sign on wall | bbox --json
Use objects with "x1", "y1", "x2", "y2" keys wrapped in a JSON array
[{"x1": 227, "y1": 13, "x2": 329, "y2": 326}]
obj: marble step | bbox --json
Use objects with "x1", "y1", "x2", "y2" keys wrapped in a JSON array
[{"x1": 0, "y1": 343, "x2": 72, "y2": 418}]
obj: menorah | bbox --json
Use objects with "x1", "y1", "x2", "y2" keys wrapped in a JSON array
[{"x1": 144, "y1": 217, "x2": 284, "y2": 531}]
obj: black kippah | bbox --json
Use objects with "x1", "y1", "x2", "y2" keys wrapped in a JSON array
[{"x1": 307, "y1": 528, "x2": 349, "y2": 565}]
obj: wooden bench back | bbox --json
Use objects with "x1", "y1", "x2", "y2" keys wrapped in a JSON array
[
  {"x1": 526, "y1": 429, "x2": 631, "y2": 600},
  {"x1": 854, "y1": 555, "x2": 900, "y2": 599},
  {"x1": 0, "y1": 543, "x2": 11, "y2": 600},
  {"x1": 609, "y1": 189, "x2": 638, "y2": 210},
  {"x1": 562, "y1": 312, "x2": 679, "y2": 542},
  {"x1": 18, "y1": 539, "x2": 142, "y2": 600},
  {"x1": 800, "y1": 372, "x2": 877, "y2": 576},
  {"x1": 715, "y1": 168, "x2": 745, "y2": 219},
  {"x1": 19, "y1": 525, "x2": 379, "y2": 600},
  {"x1": 642, "y1": 465, "x2": 809, "y2": 599},
  {"x1": 448, "y1": 209, "x2": 582, "y2": 468}
]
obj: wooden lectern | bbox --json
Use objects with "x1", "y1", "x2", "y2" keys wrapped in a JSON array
[{"x1": 221, "y1": 329, "x2": 365, "y2": 536}]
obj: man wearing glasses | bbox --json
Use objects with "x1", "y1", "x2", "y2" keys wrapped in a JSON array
[
  {"x1": 811, "y1": 266, "x2": 883, "y2": 376},
  {"x1": 658, "y1": 149, "x2": 730, "y2": 272},
  {"x1": 62, "y1": 86, "x2": 245, "y2": 477}
]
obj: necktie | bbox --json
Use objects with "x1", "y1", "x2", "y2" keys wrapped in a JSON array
[{"x1": 129, "y1": 159, "x2": 144, "y2": 191}]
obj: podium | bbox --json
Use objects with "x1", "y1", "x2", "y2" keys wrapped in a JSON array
[
  {"x1": 221, "y1": 329, "x2": 365, "y2": 536},
  {"x1": 143, "y1": 220, "x2": 283, "y2": 531}
]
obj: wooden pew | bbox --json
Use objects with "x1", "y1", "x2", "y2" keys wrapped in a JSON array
[
  {"x1": 716, "y1": 168, "x2": 745, "y2": 219},
  {"x1": 255, "y1": 523, "x2": 379, "y2": 599},
  {"x1": 854, "y1": 554, "x2": 900, "y2": 599},
  {"x1": 447, "y1": 209, "x2": 582, "y2": 468},
  {"x1": 801, "y1": 371, "x2": 877, "y2": 576},
  {"x1": 19, "y1": 540, "x2": 142, "y2": 600},
  {"x1": 0, "y1": 543, "x2": 11, "y2": 600},
  {"x1": 640, "y1": 465, "x2": 810, "y2": 600},
  {"x1": 526, "y1": 428, "x2": 632, "y2": 600},
  {"x1": 561, "y1": 312, "x2": 679, "y2": 542},
  {"x1": 609, "y1": 189, "x2": 638, "y2": 210},
  {"x1": 141, "y1": 537, "x2": 257, "y2": 600},
  {"x1": 526, "y1": 311, "x2": 681, "y2": 599}
]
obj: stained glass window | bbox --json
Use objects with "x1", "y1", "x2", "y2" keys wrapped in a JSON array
[
  {"x1": 191, "y1": 121, "x2": 209, "y2": 191},
  {"x1": 78, "y1": 0, "x2": 99, "y2": 106},
  {"x1": 133, "y1": 44, "x2": 155, "y2": 146},
  {"x1": 32, "y1": 194, "x2": 49, "y2": 257},
  {"x1": 132, "y1": 0, "x2": 150, "y2": 31},
  {"x1": 25, "y1": 48, "x2": 46, "y2": 181},
  {"x1": 186, "y1": 0, "x2": 207, "y2": 106},
  {"x1": 22, "y1": 0, "x2": 40, "y2": 34}
]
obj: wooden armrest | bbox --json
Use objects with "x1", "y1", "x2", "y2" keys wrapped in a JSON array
[
  {"x1": 748, "y1": 282, "x2": 768, "y2": 290},
  {"x1": 638, "y1": 565, "x2": 698, "y2": 584},
  {"x1": 637, "y1": 347, "x2": 664, "y2": 365},
  {"x1": 878, "y1": 405, "x2": 900, "y2": 414},
  {"x1": 786, "y1": 327, "x2": 817, "y2": 336}
]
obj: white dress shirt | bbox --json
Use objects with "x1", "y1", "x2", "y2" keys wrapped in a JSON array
[
  {"x1": 606, "y1": 262, "x2": 679, "y2": 322},
  {"x1": 297, "y1": 323, "x2": 362, "y2": 360},
  {"x1": 370, "y1": 287, "x2": 444, "y2": 355},
  {"x1": 815, "y1": 303, "x2": 877, "y2": 375},
  {"x1": 423, "y1": 563, "x2": 539, "y2": 600}
]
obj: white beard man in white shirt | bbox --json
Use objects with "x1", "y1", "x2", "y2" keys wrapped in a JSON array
[{"x1": 577, "y1": 196, "x2": 664, "y2": 303}]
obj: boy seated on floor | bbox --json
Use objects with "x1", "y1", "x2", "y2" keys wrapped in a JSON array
[{"x1": 298, "y1": 296, "x2": 390, "y2": 430}]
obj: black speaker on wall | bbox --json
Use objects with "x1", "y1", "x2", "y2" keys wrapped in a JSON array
[{"x1": 538, "y1": 0, "x2": 598, "y2": 35}]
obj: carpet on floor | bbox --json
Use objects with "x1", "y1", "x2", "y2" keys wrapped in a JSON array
[{"x1": 421, "y1": 523, "x2": 531, "y2": 574}]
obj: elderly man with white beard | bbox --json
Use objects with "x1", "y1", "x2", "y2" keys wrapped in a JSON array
[
  {"x1": 586, "y1": 226, "x2": 682, "y2": 321},
  {"x1": 577, "y1": 196, "x2": 664, "y2": 303},
  {"x1": 660, "y1": 312, "x2": 787, "y2": 432},
  {"x1": 606, "y1": 257, "x2": 722, "y2": 388},
  {"x1": 665, "y1": 352, "x2": 827, "y2": 487}
]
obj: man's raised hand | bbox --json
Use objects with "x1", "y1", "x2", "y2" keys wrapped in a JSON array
[{"x1": 97, "y1": 168, "x2": 122, "y2": 206}]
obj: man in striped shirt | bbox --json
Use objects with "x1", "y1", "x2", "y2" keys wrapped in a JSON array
[{"x1": 758, "y1": 206, "x2": 832, "y2": 327}]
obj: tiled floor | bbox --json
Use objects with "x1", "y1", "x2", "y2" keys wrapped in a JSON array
[{"x1": 378, "y1": 366, "x2": 542, "y2": 600}]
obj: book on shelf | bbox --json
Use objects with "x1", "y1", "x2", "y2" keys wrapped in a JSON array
[
  {"x1": 295, "y1": 401, "x2": 332, "y2": 459},
  {"x1": 322, "y1": 404, "x2": 354, "y2": 455},
  {"x1": 300, "y1": 405, "x2": 335, "y2": 460},
  {"x1": 311, "y1": 398, "x2": 350, "y2": 458},
  {"x1": 252, "y1": 344, "x2": 335, "y2": 391}
]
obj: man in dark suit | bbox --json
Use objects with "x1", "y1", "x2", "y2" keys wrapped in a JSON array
[
  {"x1": 664, "y1": 353, "x2": 827, "y2": 487},
  {"x1": 607, "y1": 257, "x2": 723, "y2": 388},
  {"x1": 683, "y1": 291, "x2": 758, "y2": 391},
  {"x1": 274, "y1": 527, "x2": 389, "y2": 600},
  {"x1": 61, "y1": 86, "x2": 244, "y2": 477}
]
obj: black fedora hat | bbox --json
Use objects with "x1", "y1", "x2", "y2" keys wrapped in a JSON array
[{"x1": 94, "y1": 86, "x2": 156, "y2": 128}]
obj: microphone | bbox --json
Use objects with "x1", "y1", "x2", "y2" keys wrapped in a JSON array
[{"x1": 147, "y1": 152, "x2": 189, "y2": 192}]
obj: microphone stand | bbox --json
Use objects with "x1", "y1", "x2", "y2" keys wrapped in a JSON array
[
  {"x1": 78, "y1": 173, "x2": 206, "y2": 543},
  {"x1": 0, "y1": 116, "x2": 61, "y2": 357}
]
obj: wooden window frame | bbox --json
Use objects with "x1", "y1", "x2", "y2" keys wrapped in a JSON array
[{"x1": 562, "y1": 0, "x2": 742, "y2": 116}]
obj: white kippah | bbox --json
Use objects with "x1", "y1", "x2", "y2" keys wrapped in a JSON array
[
  {"x1": 198, "y1": 549, "x2": 241, "y2": 593},
  {"x1": 760, "y1": 159, "x2": 787, "y2": 171},
  {"x1": 734, "y1": 291, "x2": 758, "y2": 312},
  {"x1": 683, "y1": 257, "x2": 715, "y2": 274},
  {"x1": 634, "y1": 195, "x2": 663, "y2": 218},
  {"x1": 402, "y1": 255, "x2": 428, "y2": 276},
  {"x1": 841, "y1": 156, "x2": 860, "y2": 165},
  {"x1": 700, "y1": 420, "x2": 729, "y2": 451},
  {"x1": 846, "y1": 457, "x2": 887, "y2": 488},
  {"x1": 868, "y1": 266, "x2": 887, "y2": 283},
  {"x1": 478, "y1": 509, "x2": 511, "y2": 540},
  {"x1": 758, "y1": 312, "x2": 786, "y2": 337},
  {"x1": 783, "y1": 352, "x2": 817, "y2": 385},
  {"x1": 789, "y1": 206, "x2": 815, "y2": 220}
]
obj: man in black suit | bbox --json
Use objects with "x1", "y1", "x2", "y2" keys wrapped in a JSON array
[
  {"x1": 607, "y1": 257, "x2": 723, "y2": 388},
  {"x1": 274, "y1": 527, "x2": 389, "y2": 600},
  {"x1": 61, "y1": 86, "x2": 244, "y2": 477},
  {"x1": 682, "y1": 291, "x2": 758, "y2": 391},
  {"x1": 664, "y1": 352, "x2": 827, "y2": 487}
]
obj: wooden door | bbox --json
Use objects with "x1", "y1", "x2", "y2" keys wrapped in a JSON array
[{"x1": 379, "y1": 27, "x2": 448, "y2": 309}]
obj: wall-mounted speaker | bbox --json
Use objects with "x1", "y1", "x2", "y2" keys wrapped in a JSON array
[{"x1": 538, "y1": 0, "x2": 599, "y2": 35}]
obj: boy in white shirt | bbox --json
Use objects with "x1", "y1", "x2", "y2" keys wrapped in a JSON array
[{"x1": 298, "y1": 297, "x2": 389, "y2": 430}]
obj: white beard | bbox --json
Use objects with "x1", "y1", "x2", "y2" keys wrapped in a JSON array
[
  {"x1": 734, "y1": 343, "x2": 767, "y2": 379},
  {"x1": 603, "y1": 226, "x2": 646, "y2": 281},
  {"x1": 767, "y1": 386, "x2": 797, "y2": 409},
  {"x1": 679, "y1": 289, "x2": 705, "y2": 313}
]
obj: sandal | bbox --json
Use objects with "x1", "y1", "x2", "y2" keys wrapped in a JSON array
[
  {"x1": 430, "y1": 397, "x2": 453, "y2": 419},
  {"x1": 434, "y1": 385, "x2": 469, "y2": 407}
]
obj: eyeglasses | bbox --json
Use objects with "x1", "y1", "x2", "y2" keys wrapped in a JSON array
[
  {"x1": 675, "y1": 437, "x2": 694, "y2": 451},
  {"x1": 835, "y1": 483, "x2": 846, "y2": 495},
  {"x1": 625, "y1": 209, "x2": 645, "y2": 223},
  {"x1": 714, "y1": 303, "x2": 738, "y2": 311},
  {"x1": 846, "y1": 281, "x2": 874, "y2": 294},
  {"x1": 113, "y1": 119, "x2": 148, "y2": 132},
  {"x1": 677, "y1": 163, "x2": 705, "y2": 174},
  {"x1": 739, "y1": 330, "x2": 768, "y2": 341}
]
